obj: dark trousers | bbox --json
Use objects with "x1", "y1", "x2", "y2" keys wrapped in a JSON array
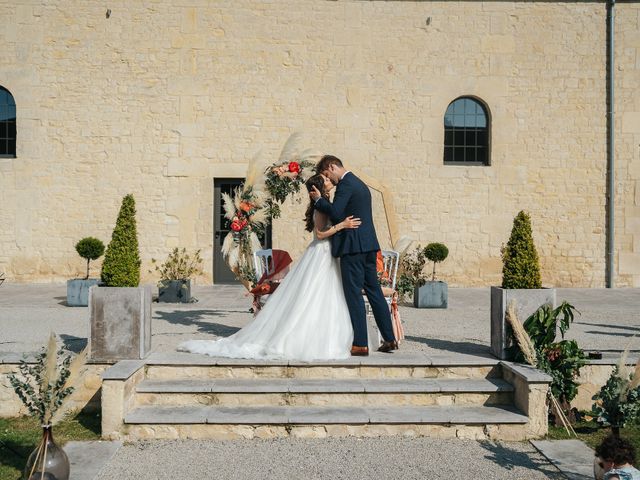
[{"x1": 340, "y1": 251, "x2": 396, "y2": 347}]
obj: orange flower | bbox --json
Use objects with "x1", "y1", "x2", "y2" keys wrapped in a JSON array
[{"x1": 239, "y1": 201, "x2": 253, "y2": 213}]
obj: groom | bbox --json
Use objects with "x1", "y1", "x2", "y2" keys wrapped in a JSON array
[{"x1": 310, "y1": 155, "x2": 398, "y2": 356}]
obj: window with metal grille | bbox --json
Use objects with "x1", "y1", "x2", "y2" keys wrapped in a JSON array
[
  {"x1": 443, "y1": 97, "x2": 490, "y2": 165},
  {"x1": 0, "y1": 87, "x2": 16, "y2": 158}
]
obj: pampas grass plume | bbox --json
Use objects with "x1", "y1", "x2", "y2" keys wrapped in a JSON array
[{"x1": 505, "y1": 300, "x2": 537, "y2": 366}]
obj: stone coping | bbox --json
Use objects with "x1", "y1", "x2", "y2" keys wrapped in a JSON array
[
  {"x1": 136, "y1": 377, "x2": 514, "y2": 394},
  {"x1": 124, "y1": 404, "x2": 529, "y2": 425},
  {"x1": 500, "y1": 361, "x2": 552, "y2": 384},
  {"x1": 101, "y1": 360, "x2": 145, "y2": 381},
  {"x1": 143, "y1": 351, "x2": 501, "y2": 367}
]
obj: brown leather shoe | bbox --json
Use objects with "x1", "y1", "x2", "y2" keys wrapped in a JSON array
[
  {"x1": 377, "y1": 341, "x2": 398, "y2": 353},
  {"x1": 351, "y1": 346, "x2": 369, "y2": 356}
]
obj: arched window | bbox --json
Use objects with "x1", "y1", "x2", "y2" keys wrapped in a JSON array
[
  {"x1": 0, "y1": 87, "x2": 16, "y2": 157},
  {"x1": 444, "y1": 97, "x2": 490, "y2": 165}
]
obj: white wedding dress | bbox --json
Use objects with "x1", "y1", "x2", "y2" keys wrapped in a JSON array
[{"x1": 178, "y1": 213, "x2": 353, "y2": 361}]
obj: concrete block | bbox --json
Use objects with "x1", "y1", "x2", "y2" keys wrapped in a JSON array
[
  {"x1": 89, "y1": 286, "x2": 152, "y2": 361},
  {"x1": 490, "y1": 286, "x2": 556, "y2": 360},
  {"x1": 66, "y1": 278, "x2": 99, "y2": 307}
]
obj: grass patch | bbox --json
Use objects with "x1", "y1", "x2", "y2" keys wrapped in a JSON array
[
  {"x1": 0, "y1": 410, "x2": 101, "y2": 480},
  {"x1": 548, "y1": 420, "x2": 640, "y2": 452}
]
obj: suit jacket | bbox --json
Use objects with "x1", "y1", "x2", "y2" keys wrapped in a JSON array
[{"x1": 315, "y1": 172, "x2": 381, "y2": 257}]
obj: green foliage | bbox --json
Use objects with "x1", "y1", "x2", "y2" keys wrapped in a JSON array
[
  {"x1": 501, "y1": 210, "x2": 542, "y2": 289},
  {"x1": 592, "y1": 366, "x2": 640, "y2": 430},
  {"x1": 423, "y1": 242, "x2": 448, "y2": 281},
  {"x1": 537, "y1": 339, "x2": 586, "y2": 403},
  {"x1": 264, "y1": 159, "x2": 314, "y2": 219},
  {"x1": 523, "y1": 302, "x2": 578, "y2": 347},
  {"x1": 398, "y1": 245, "x2": 427, "y2": 294},
  {"x1": 395, "y1": 273, "x2": 414, "y2": 301},
  {"x1": 151, "y1": 248, "x2": 203, "y2": 281},
  {"x1": 7, "y1": 337, "x2": 81, "y2": 425},
  {"x1": 74, "y1": 237, "x2": 105, "y2": 279},
  {"x1": 101, "y1": 194, "x2": 141, "y2": 287},
  {"x1": 547, "y1": 420, "x2": 640, "y2": 453},
  {"x1": 516, "y1": 301, "x2": 585, "y2": 404}
]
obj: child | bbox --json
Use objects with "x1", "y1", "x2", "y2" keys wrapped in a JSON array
[{"x1": 595, "y1": 435, "x2": 640, "y2": 480}]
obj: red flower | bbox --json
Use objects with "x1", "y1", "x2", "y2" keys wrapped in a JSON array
[
  {"x1": 230, "y1": 215, "x2": 248, "y2": 232},
  {"x1": 288, "y1": 161, "x2": 300, "y2": 173}
]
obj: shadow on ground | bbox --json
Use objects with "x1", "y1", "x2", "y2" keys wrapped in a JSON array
[
  {"x1": 60, "y1": 334, "x2": 88, "y2": 353},
  {"x1": 405, "y1": 335, "x2": 490, "y2": 355},
  {"x1": 478, "y1": 441, "x2": 565, "y2": 479},
  {"x1": 155, "y1": 309, "x2": 241, "y2": 337}
]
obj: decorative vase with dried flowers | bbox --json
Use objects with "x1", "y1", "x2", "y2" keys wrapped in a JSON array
[{"x1": 7, "y1": 333, "x2": 86, "y2": 480}]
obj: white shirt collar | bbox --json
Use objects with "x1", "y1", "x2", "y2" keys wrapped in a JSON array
[{"x1": 341, "y1": 171, "x2": 350, "y2": 180}]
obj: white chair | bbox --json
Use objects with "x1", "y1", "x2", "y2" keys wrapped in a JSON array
[
  {"x1": 253, "y1": 249, "x2": 274, "y2": 307},
  {"x1": 253, "y1": 248, "x2": 274, "y2": 283},
  {"x1": 365, "y1": 250, "x2": 400, "y2": 349}
]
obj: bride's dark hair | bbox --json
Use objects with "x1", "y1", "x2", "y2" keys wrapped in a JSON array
[{"x1": 304, "y1": 174, "x2": 330, "y2": 232}]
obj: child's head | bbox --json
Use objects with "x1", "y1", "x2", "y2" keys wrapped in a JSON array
[{"x1": 595, "y1": 434, "x2": 636, "y2": 469}]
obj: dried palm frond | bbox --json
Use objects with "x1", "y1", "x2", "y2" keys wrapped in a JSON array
[
  {"x1": 52, "y1": 347, "x2": 88, "y2": 424},
  {"x1": 393, "y1": 236, "x2": 413, "y2": 257},
  {"x1": 505, "y1": 301, "x2": 537, "y2": 366},
  {"x1": 616, "y1": 336, "x2": 635, "y2": 380},
  {"x1": 41, "y1": 333, "x2": 58, "y2": 394},
  {"x1": 222, "y1": 192, "x2": 235, "y2": 221},
  {"x1": 62, "y1": 347, "x2": 87, "y2": 391},
  {"x1": 245, "y1": 150, "x2": 264, "y2": 190},
  {"x1": 251, "y1": 189, "x2": 268, "y2": 207},
  {"x1": 278, "y1": 132, "x2": 304, "y2": 165},
  {"x1": 222, "y1": 233, "x2": 235, "y2": 257},
  {"x1": 249, "y1": 232, "x2": 261, "y2": 252},
  {"x1": 250, "y1": 208, "x2": 269, "y2": 226},
  {"x1": 233, "y1": 187, "x2": 242, "y2": 210},
  {"x1": 226, "y1": 246, "x2": 239, "y2": 271}
]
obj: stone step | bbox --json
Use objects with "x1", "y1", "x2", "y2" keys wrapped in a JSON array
[
  {"x1": 133, "y1": 378, "x2": 514, "y2": 407},
  {"x1": 137, "y1": 377, "x2": 513, "y2": 394},
  {"x1": 124, "y1": 404, "x2": 529, "y2": 426},
  {"x1": 145, "y1": 364, "x2": 500, "y2": 380}
]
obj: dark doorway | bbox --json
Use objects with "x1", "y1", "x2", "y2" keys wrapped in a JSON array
[{"x1": 213, "y1": 178, "x2": 272, "y2": 284}]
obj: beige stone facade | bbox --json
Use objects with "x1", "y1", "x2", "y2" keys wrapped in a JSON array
[{"x1": 1, "y1": 1, "x2": 639, "y2": 286}]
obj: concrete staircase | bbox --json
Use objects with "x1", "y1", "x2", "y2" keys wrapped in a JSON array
[{"x1": 101, "y1": 352, "x2": 550, "y2": 441}]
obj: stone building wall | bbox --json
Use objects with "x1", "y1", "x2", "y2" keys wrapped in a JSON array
[{"x1": 0, "y1": 0, "x2": 638, "y2": 287}]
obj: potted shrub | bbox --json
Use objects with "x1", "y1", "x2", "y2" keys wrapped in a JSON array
[
  {"x1": 66, "y1": 237, "x2": 104, "y2": 307},
  {"x1": 491, "y1": 210, "x2": 556, "y2": 359},
  {"x1": 151, "y1": 248, "x2": 203, "y2": 303},
  {"x1": 89, "y1": 194, "x2": 152, "y2": 361},
  {"x1": 415, "y1": 242, "x2": 449, "y2": 308}
]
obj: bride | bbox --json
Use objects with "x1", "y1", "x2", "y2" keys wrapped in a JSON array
[{"x1": 178, "y1": 174, "x2": 360, "y2": 361}]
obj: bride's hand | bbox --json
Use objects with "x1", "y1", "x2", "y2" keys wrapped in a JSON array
[{"x1": 341, "y1": 216, "x2": 361, "y2": 229}]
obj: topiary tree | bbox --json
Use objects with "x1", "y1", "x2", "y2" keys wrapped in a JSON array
[
  {"x1": 423, "y1": 243, "x2": 449, "y2": 281},
  {"x1": 501, "y1": 210, "x2": 542, "y2": 289},
  {"x1": 101, "y1": 194, "x2": 141, "y2": 287},
  {"x1": 75, "y1": 237, "x2": 105, "y2": 279}
]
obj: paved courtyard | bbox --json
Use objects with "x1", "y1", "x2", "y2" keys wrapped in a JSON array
[
  {"x1": 0, "y1": 283, "x2": 638, "y2": 357},
  {"x1": 1, "y1": 284, "x2": 638, "y2": 479}
]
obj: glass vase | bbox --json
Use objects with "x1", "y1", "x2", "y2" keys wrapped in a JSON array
[{"x1": 23, "y1": 425, "x2": 70, "y2": 480}]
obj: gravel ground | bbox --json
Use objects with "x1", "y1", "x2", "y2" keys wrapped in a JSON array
[{"x1": 95, "y1": 437, "x2": 565, "y2": 480}]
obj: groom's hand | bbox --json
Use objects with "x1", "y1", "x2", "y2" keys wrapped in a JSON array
[{"x1": 309, "y1": 186, "x2": 321, "y2": 202}]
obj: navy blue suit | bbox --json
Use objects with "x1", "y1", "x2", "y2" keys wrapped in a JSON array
[{"x1": 315, "y1": 172, "x2": 396, "y2": 347}]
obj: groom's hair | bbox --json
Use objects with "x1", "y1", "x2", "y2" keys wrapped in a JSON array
[{"x1": 316, "y1": 155, "x2": 343, "y2": 173}]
